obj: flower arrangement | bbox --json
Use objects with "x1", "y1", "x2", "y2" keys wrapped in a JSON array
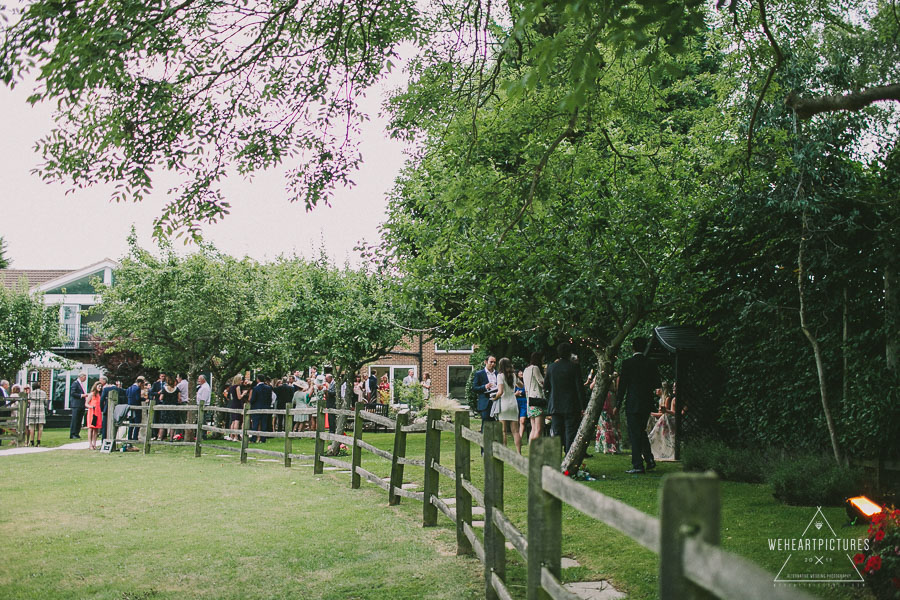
[
  {"x1": 854, "y1": 506, "x2": 900, "y2": 599},
  {"x1": 336, "y1": 443, "x2": 349, "y2": 457}
]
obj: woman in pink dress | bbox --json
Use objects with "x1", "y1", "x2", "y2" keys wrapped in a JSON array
[{"x1": 86, "y1": 382, "x2": 104, "y2": 449}]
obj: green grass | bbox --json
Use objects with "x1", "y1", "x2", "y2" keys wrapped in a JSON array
[
  {"x1": 2, "y1": 427, "x2": 876, "y2": 599},
  {"x1": 0, "y1": 436, "x2": 482, "y2": 600}
]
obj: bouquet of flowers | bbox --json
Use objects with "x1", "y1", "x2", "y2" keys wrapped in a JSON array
[
  {"x1": 336, "y1": 443, "x2": 349, "y2": 457},
  {"x1": 854, "y1": 506, "x2": 900, "y2": 600}
]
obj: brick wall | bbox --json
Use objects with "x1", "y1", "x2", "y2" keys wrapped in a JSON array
[{"x1": 359, "y1": 336, "x2": 475, "y2": 399}]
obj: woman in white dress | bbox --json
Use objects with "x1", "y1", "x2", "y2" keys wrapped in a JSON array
[
  {"x1": 495, "y1": 357, "x2": 522, "y2": 452},
  {"x1": 648, "y1": 382, "x2": 676, "y2": 460}
]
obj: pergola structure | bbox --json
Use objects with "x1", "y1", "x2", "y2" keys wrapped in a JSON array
[{"x1": 645, "y1": 325, "x2": 720, "y2": 460}]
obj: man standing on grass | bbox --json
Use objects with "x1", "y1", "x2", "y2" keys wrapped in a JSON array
[
  {"x1": 616, "y1": 337, "x2": 661, "y2": 474},
  {"x1": 472, "y1": 356, "x2": 498, "y2": 431},
  {"x1": 273, "y1": 377, "x2": 294, "y2": 432},
  {"x1": 544, "y1": 342, "x2": 585, "y2": 455},
  {"x1": 125, "y1": 376, "x2": 145, "y2": 441},
  {"x1": 249, "y1": 374, "x2": 272, "y2": 443},
  {"x1": 69, "y1": 372, "x2": 89, "y2": 439}
]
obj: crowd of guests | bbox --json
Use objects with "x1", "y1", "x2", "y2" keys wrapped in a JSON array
[
  {"x1": 471, "y1": 338, "x2": 679, "y2": 474},
  {"x1": 0, "y1": 378, "x2": 49, "y2": 447}
]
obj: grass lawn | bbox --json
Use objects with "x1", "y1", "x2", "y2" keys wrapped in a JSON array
[
  {"x1": 2, "y1": 427, "x2": 876, "y2": 599},
  {"x1": 0, "y1": 437, "x2": 482, "y2": 600}
]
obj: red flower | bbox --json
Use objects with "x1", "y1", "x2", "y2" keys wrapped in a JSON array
[
  {"x1": 875, "y1": 529, "x2": 886, "y2": 542},
  {"x1": 853, "y1": 553, "x2": 865, "y2": 565},
  {"x1": 865, "y1": 555, "x2": 882, "y2": 572},
  {"x1": 563, "y1": 470, "x2": 570, "y2": 476},
  {"x1": 872, "y1": 512, "x2": 885, "y2": 525}
]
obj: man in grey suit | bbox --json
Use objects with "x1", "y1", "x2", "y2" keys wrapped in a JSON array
[
  {"x1": 544, "y1": 342, "x2": 585, "y2": 454},
  {"x1": 69, "y1": 372, "x2": 89, "y2": 439},
  {"x1": 616, "y1": 337, "x2": 661, "y2": 474}
]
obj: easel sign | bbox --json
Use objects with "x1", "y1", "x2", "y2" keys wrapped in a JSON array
[{"x1": 100, "y1": 439, "x2": 114, "y2": 453}]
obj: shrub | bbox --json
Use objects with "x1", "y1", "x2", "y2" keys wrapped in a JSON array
[
  {"x1": 856, "y1": 506, "x2": 900, "y2": 600},
  {"x1": 769, "y1": 454, "x2": 863, "y2": 506},
  {"x1": 681, "y1": 439, "x2": 767, "y2": 483}
]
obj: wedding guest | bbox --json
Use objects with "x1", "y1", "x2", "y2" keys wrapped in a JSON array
[
  {"x1": 292, "y1": 379, "x2": 311, "y2": 432},
  {"x1": 86, "y1": 381, "x2": 103, "y2": 449},
  {"x1": 225, "y1": 376, "x2": 246, "y2": 441},
  {"x1": 377, "y1": 374, "x2": 391, "y2": 404},
  {"x1": 524, "y1": 353, "x2": 546, "y2": 443},
  {"x1": 422, "y1": 373, "x2": 432, "y2": 401},
  {"x1": 617, "y1": 337, "x2": 660, "y2": 474},
  {"x1": 545, "y1": 342, "x2": 585, "y2": 454},
  {"x1": 495, "y1": 358, "x2": 522, "y2": 453},
  {"x1": 26, "y1": 381, "x2": 49, "y2": 447},
  {"x1": 514, "y1": 370, "x2": 528, "y2": 448},
  {"x1": 155, "y1": 375, "x2": 179, "y2": 441},
  {"x1": 69, "y1": 372, "x2": 89, "y2": 439},
  {"x1": 352, "y1": 375, "x2": 364, "y2": 405}
]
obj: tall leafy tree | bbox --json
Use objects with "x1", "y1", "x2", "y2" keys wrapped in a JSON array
[
  {"x1": 97, "y1": 235, "x2": 268, "y2": 401},
  {"x1": 0, "y1": 284, "x2": 62, "y2": 380},
  {"x1": 263, "y1": 255, "x2": 406, "y2": 452}
]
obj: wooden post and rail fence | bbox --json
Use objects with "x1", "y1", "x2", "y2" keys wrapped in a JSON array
[{"x1": 56, "y1": 396, "x2": 818, "y2": 599}]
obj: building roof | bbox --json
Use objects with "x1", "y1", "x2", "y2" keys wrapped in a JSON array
[{"x1": 0, "y1": 269, "x2": 76, "y2": 291}]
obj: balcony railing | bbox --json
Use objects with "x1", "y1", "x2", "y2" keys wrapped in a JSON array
[{"x1": 57, "y1": 324, "x2": 101, "y2": 350}]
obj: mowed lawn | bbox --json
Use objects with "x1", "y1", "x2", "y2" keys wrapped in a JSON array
[
  {"x1": 0, "y1": 443, "x2": 482, "y2": 600},
  {"x1": 2, "y1": 426, "x2": 875, "y2": 600}
]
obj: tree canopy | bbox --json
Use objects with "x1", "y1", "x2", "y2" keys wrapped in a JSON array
[{"x1": 0, "y1": 284, "x2": 62, "y2": 380}]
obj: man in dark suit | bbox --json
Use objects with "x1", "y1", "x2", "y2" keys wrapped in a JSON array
[
  {"x1": 471, "y1": 356, "x2": 497, "y2": 430},
  {"x1": 69, "y1": 372, "x2": 89, "y2": 439},
  {"x1": 249, "y1": 374, "x2": 273, "y2": 443},
  {"x1": 125, "y1": 376, "x2": 145, "y2": 441},
  {"x1": 273, "y1": 377, "x2": 294, "y2": 432},
  {"x1": 544, "y1": 342, "x2": 585, "y2": 454},
  {"x1": 616, "y1": 337, "x2": 661, "y2": 474}
]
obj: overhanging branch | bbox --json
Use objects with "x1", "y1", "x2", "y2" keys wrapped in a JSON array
[{"x1": 786, "y1": 84, "x2": 900, "y2": 119}]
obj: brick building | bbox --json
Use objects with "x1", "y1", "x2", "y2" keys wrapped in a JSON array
[{"x1": 360, "y1": 336, "x2": 476, "y2": 402}]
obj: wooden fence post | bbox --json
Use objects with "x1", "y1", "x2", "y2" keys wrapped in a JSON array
[
  {"x1": 454, "y1": 409, "x2": 473, "y2": 556},
  {"x1": 194, "y1": 404, "x2": 204, "y2": 457},
  {"x1": 16, "y1": 399, "x2": 28, "y2": 446},
  {"x1": 313, "y1": 403, "x2": 325, "y2": 474},
  {"x1": 350, "y1": 403, "x2": 363, "y2": 489},
  {"x1": 659, "y1": 472, "x2": 720, "y2": 600},
  {"x1": 240, "y1": 404, "x2": 250, "y2": 464},
  {"x1": 106, "y1": 390, "x2": 118, "y2": 451},
  {"x1": 527, "y1": 436, "x2": 562, "y2": 600},
  {"x1": 483, "y1": 420, "x2": 505, "y2": 600},
  {"x1": 389, "y1": 410, "x2": 409, "y2": 505},
  {"x1": 284, "y1": 405, "x2": 293, "y2": 468},
  {"x1": 143, "y1": 400, "x2": 155, "y2": 454},
  {"x1": 423, "y1": 408, "x2": 442, "y2": 526}
]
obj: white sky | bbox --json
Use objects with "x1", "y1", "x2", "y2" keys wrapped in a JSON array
[{"x1": 0, "y1": 74, "x2": 409, "y2": 270}]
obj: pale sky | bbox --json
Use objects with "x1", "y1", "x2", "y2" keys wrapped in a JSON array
[{"x1": 1, "y1": 73, "x2": 409, "y2": 270}]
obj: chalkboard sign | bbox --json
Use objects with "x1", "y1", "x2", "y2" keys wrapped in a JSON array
[{"x1": 100, "y1": 439, "x2": 114, "y2": 453}]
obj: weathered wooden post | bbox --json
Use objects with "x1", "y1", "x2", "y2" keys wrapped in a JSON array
[
  {"x1": 659, "y1": 472, "x2": 720, "y2": 600},
  {"x1": 313, "y1": 403, "x2": 325, "y2": 474},
  {"x1": 106, "y1": 390, "x2": 118, "y2": 450},
  {"x1": 454, "y1": 409, "x2": 473, "y2": 556},
  {"x1": 16, "y1": 398, "x2": 28, "y2": 446},
  {"x1": 423, "y1": 408, "x2": 442, "y2": 526},
  {"x1": 194, "y1": 404, "x2": 204, "y2": 457},
  {"x1": 283, "y1": 405, "x2": 293, "y2": 468},
  {"x1": 483, "y1": 420, "x2": 505, "y2": 600},
  {"x1": 350, "y1": 403, "x2": 363, "y2": 489},
  {"x1": 143, "y1": 399, "x2": 156, "y2": 454},
  {"x1": 239, "y1": 404, "x2": 250, "y2": 464},
  {"x1": 388, "y1": 410, "x2": 409, "y2": 505},
  {"x1": 527, "y1": 436, "x2": 562, "y2": 600}
]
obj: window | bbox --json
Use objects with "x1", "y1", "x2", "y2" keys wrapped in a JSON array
[
  {"x1": 447, "y1": 366, "x2": 473, "y2": 400},
  {"x1": 45, "y1": 270, "x2": 106, "y2": 295},
  {"x1": 434, "y1": 341, "x2": 475, "y2": 353}
]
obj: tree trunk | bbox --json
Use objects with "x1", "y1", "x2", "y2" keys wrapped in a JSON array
[
  {"x1": 797, "y1": 211, "x2": 843, "y2": 465},
  {"x1": 842, "y1": 286, "x2": 849, "y2": 405},
  {"x1": 560, "y1": 347, "x2": 613, "y2": 473}
]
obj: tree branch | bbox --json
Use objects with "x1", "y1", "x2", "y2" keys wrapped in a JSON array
[{"x1": 786, "y1": 84, "x2": 900, "y2": 120}]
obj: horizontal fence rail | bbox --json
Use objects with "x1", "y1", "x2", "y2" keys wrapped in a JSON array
[{"x1": 92, "y1": 397, "x2": 815, "y2": 600}]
